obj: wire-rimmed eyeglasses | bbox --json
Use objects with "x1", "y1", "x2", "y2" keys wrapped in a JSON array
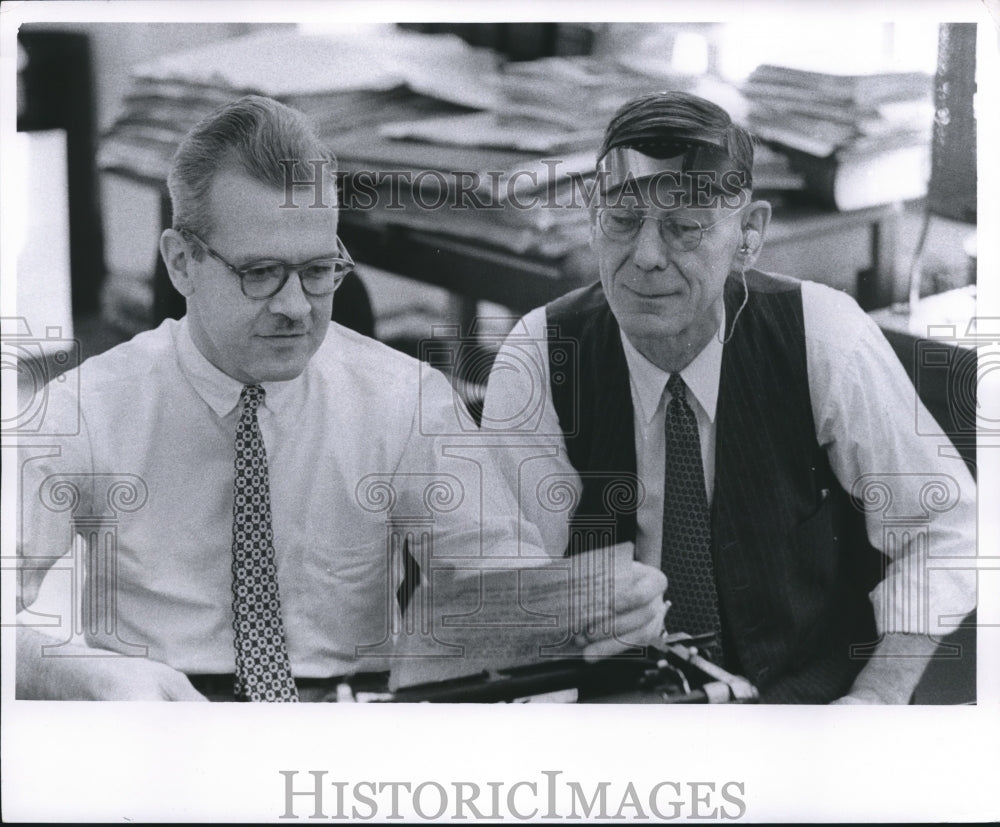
[{"x1": 597, "y1": 207, "x2": 743, "y2": 252}]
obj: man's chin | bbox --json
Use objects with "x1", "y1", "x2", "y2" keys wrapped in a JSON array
[
  {"x1": 620, "y1": 312, "x2": 689, "y2": 342},
  {"x1": 249, "y1": 359, "x2": 310, "y2": 384},
  {"x1": 246, "y1": 337, "x2": 320, "y2": 383}
]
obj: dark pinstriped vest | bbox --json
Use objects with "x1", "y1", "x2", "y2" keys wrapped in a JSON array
[{"x1": 546, "y1": 271, "x2": 884, "y2": 703}]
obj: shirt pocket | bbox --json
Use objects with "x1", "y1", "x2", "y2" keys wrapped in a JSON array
[{"x1": 293, "y1": 537, "x2": 401, "y2": 664}]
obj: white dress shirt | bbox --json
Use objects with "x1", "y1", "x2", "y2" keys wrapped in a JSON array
[
  {"x1": 18, "y1": 317, "x2": 534, "y2": 677},
  {"x1": 482, "y1": 279, "x2": 977, "y2": 636}
]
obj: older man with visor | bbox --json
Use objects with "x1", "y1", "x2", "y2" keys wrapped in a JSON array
[{"x1": 483, "y1": 90, "x2": 977, "y2": 704}]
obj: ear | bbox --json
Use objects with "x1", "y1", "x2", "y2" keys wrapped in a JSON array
[
  {"x1": 588, "y1": 206, "x2": 599, "y2": 251},
  {"x1": 159, "y1": 229, "x2": 196, "y2": 298},
  {"x1": 737, "y1": 199, "x2": 772, "y2": 269}
]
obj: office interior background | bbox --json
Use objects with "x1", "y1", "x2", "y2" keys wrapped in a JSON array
[{"x1": 12, "y1": 21, "x2": 980, "y2": 367}]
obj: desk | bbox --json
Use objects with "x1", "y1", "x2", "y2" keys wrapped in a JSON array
[
  {"x1": 756, "y1": 198, "x2": 901, "y2": 309},
  {"x1": 131, "y1": 173, "x2": 900, "y2": 332},
  {"x1": 868, "y1": 287, "x2": 978, "y2": 475},
  {"x1": 338, "y1": 197, "x2": 900, "y2": 323}
]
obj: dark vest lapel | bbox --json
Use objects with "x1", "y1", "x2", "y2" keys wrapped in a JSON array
[{"x1": 548, "y1": 282, "x2": 640, "y2": 553}]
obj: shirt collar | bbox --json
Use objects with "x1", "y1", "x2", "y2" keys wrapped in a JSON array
[
  {"x1": 619, "y1": 311, "x2": 724, "y2": 425},
  {"x1": 175, "y1": 316, "x2": 305, "y2": 418}
]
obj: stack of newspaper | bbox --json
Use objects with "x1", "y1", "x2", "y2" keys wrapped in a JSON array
[
  {"x1": 741, "y1": 64, "x2": 934, "y2": 210},
  {"x1": 98, "y1": 26, "x2": 707, "y2": 258}
]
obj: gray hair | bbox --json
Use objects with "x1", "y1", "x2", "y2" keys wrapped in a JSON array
[{"x1": 167, "y1": 94, "x2": 336, "y2": 238}]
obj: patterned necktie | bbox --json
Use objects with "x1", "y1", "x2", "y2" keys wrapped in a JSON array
[
  {"x1": 231, "y1": 384, "x2": 298, "y2": 702},
  {"x1": 661, "y1": 374, "x2": 724, "y2": 662}
]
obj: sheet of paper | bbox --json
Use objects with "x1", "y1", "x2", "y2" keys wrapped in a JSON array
[{"x1": 389, "y1": 543, "x2": 639, "y2": 689}]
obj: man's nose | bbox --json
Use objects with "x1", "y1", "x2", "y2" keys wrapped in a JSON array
[
  {"x1": 267, "y1": 270, "x2": 313, "y2": 320},
  {"x1": 631, "y1": 217, "x2": 670, "y2": 271}
]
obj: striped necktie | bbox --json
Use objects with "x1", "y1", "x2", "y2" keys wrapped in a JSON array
[
  {"x1": 231, "y1": 384, "x2": 298, "y2": 702},
  {"x1": 661, "y1": 373, "x2": 724, "y2": 662}
]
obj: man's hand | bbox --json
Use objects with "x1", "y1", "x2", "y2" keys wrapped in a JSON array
[
  {"x1": 17, "y1": 627, "x2": 208, "y2": 701},
  {"x1": 571, "y1": 543, "x2": 668, "y2": 661},
  {"x1": 829, "y1": 632, "x2": 942, "y2": 704},
  {"x1": 73, "y1": 657, "x2": 210, "y2": 701},
  {"x1": 829, "y1": 692, "x2": 881, "y2": 705}
]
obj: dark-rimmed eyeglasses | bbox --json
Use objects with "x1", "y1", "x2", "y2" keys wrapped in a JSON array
[
  {"x1": 180, "y1": 229, "x2": 355, "y2": 299},
  {"x1": 597, "y1": 208, "x2": 742, "y2": 252}
]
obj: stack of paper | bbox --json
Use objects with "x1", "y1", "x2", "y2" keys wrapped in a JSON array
[
  {"x1": 740, "y1": 64, "x2": 933, "y2": 210},
  {"x1": 99, "y1": 26, "x2": 721, "y2": 258},
  {"x1": 99, "y1": 27, "x2": 500, "y2": 179}
]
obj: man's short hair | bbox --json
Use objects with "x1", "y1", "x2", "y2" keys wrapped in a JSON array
[
  {"x1": 167, "y1": 95, "x2": 336, "y2": 237},
  {"x1": 598, "y1": 91, "x2": 755, "y2": 191}
]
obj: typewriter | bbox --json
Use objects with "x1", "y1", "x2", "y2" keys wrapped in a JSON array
[{"x1": 340, "y1": 633, "x2": 759, "y2": 704}]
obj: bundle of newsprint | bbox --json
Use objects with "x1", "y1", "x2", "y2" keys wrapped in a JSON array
[
  {"x1": 742, "y1": 63, "x2": 934, "y2": 211},
  {"x1": 99, "y1": 25, "x2": 716, "y2": 259}
]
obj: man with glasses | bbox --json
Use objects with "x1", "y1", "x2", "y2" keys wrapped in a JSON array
[
  {"x1": 16, "y1": 95, "x2": 669, "y2": 700},
  {"x1": 483, "y1": 91, "x2": 976, "y2": 703}
]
